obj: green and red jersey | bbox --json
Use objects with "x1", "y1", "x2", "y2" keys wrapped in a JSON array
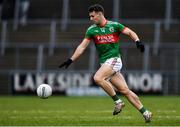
[{"x1": 85, "y1": 20, "x2": 126, "y2": 63}]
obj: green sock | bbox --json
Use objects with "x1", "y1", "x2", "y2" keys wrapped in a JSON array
[
  {"x1": 111, "y1": 95, "x2": 119, "y2": 101},
  {"x1": 139, "y1": 107, "x2": 146, "y2": 114},
  {"x1": 111, "y1": 95, "x2": 122, "y2": 104}
]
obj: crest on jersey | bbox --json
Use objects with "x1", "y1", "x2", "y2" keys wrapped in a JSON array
[{"x1": 109, "y1": 27, "x2": 114, "y2": 32}]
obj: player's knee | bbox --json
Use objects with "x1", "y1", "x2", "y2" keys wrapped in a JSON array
[{"x1": 93, "y1": 75, "x2": 103, "y2": 84}]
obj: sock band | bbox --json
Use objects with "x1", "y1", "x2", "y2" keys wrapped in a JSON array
[
  {"x1": 111, "y1": 95, "x2": 122, "y2": 104},
  {"x1": 111, "y1": 95, "x2": 119, "y2": 101},
  {"x1": 139, "y1": 107, "x2": 146, "y2": 114},
  {"x1": 115, "y1": 99, "x2": 122, "y2": 104}
]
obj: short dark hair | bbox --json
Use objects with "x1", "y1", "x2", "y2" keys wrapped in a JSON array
[{"x1": 88, "y1": 4, "x2": 104, "y2": 14}]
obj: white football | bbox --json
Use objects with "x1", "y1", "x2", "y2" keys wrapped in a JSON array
[{"x1": 37, "y1": 84, "x2": 52, "y2": 99}]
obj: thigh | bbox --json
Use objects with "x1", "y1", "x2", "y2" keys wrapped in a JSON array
[
  {"x1": 110, "y1": 72, "x2": 129, "y2": 91},
  {"x1": 94, "y1": 64, "x2": 115, "y2": 79}
]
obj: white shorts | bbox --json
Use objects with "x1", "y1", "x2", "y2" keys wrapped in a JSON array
[{"x1": 102, "y1": 57, "x2": 122, "y2": 73}]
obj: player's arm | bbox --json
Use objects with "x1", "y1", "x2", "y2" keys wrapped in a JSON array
[
  {"x1": 122, "y1": 27, "x2": 140, "y2": 42},
  {"x1": 70, "y1": 38, "x2": 90, "y2": 61},
  {"x1": 122, "y1": 27, "x2": 145, "y2": 52},
  {"x1": 59, "y1": 38, "x2": 90, "y2": 69}
]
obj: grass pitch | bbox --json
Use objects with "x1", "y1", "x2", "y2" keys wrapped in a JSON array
[{"x1": 0, "y1": 96, "x2": 180, "y2": 126}]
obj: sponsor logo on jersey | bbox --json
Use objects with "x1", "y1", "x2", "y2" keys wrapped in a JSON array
[{"x1": 94, "y1": 33, "x2": 119, "y2": 44}]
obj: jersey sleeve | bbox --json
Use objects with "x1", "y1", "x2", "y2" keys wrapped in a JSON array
[
  {"x1": 116, "y1": 23, "x2": 126, "y2": 33},
  {"x1": 85, "y1": 27, "x2": 93, "y2": 40}
]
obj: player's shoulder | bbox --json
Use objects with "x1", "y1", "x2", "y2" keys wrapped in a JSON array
[
  {"x1": 107, "y1": 20, "x2": 122, "y2": 26},
  {"x1": 87, "y1": 24, "x2": 97, "y2": 31}
]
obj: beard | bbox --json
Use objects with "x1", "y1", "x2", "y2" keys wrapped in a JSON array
[{"x1": 92, "y1": 20, "x2": 100, "y2": 25}]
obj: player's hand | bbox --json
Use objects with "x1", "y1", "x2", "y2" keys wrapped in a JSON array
[
  {"x1": 136, "y1": 41, "x2": 145, "y2": 53},
  {"x1": 59, "y1": 58, "x2": 73, "y2": 69}
]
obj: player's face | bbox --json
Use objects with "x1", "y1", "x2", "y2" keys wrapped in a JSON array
[{"x1": 89, "y1": 11, "x2": 101, "y2": 25}]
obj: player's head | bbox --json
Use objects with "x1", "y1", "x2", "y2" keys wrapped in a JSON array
[{"x1": 88, "y1": 4, "x2": 105, "y2": 25}]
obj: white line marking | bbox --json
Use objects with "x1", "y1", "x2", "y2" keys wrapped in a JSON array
[
  {"x1": 8, "y1": 115, "x2": 180, "y2": 119},
  {"x1": 157, "y1": 110, "x2": 176, "y2": 113}
]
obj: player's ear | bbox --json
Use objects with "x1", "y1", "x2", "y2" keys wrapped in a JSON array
[
  {"x1": 100, "y1": 11, "x2": 104, "y2": 16},
  {"x1": 97, "y1": 12, "x2": 102, "y2": 16}
]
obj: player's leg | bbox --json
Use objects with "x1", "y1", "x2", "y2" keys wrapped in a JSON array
[
  {"x1": 94, "y1": 64, "x2": 116, "y2": 96},
  {"x1": 110, "y1": 72, "x2": 152, "y2": 122},
  {"x1": 110, "y1": 73, "x2": 143, "y2": 109},
  {"x1": 93, "y1": 64, "x2": 124, "y2": 115}
]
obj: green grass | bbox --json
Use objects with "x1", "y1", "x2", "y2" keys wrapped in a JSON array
[{"x1": 0, "y1": 96, "x2": 180, "y2": 126}]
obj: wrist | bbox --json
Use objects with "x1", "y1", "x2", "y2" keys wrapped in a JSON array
[
  {"x1": 135, "y1": 39, "x2": 140, "y2": 42},
  {"x1": 135, "y1": 40, "x2": 140, "y2": 43},
  {"x1": 69, "y1": 58, "x2": 73, "y2": 62}
]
